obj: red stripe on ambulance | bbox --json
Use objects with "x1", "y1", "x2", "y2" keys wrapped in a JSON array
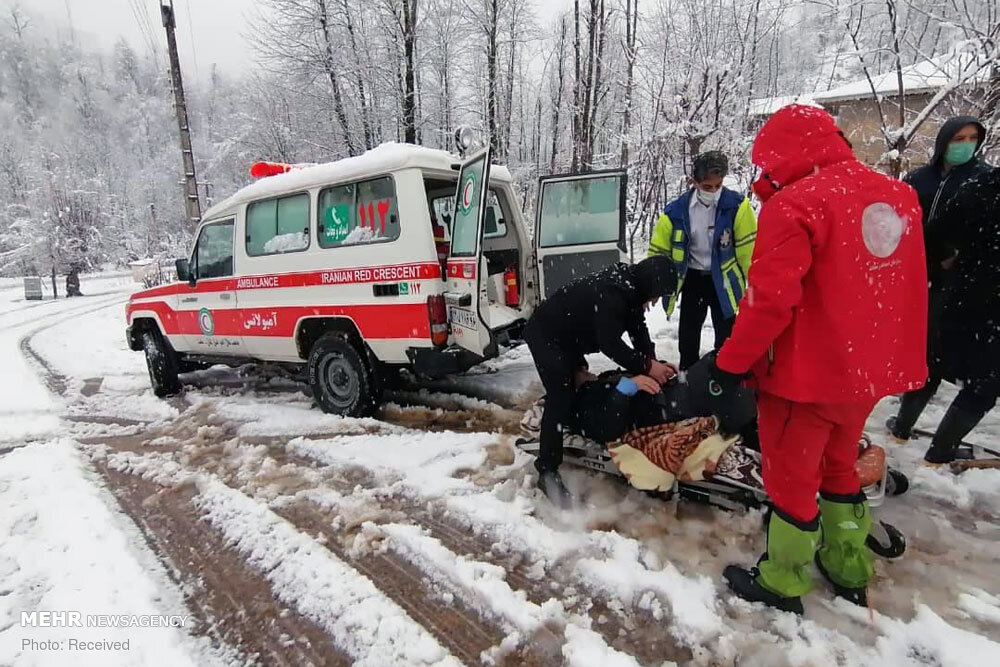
[
  {"x1": 130, "y1": 261, "x2": 442, "y2": 300},
  {"x1": 128, "y1": 302, "x2": 431, "y2": 340}
]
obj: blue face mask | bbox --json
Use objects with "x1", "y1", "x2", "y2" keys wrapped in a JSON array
[{"x1": 945, "y1": 141, "x2": 976, "y2": 166}]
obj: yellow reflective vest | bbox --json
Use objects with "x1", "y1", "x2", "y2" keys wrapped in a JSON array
[{"x1": 648, "y1": 188, "x2": 757, "y2": 318}]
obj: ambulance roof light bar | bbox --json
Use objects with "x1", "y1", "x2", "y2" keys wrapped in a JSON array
[{"x1": 249, "y1": 161, "x2": 316, "y2": 179}]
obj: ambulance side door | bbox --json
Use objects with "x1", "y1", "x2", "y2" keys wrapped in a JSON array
[
  {"x1": 533, "y1": 170, "x2": 628, "y2": 300},
  {"x1": 176, "y1": 218, "x2": 246, "y2": 356},
  {"x1": 444, "y1": 147, "x2": 494, "y2": 358}
]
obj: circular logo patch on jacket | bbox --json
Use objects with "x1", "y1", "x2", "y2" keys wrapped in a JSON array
[
  {"x1": 198, "y1": 308, "x2": 215, "y2": 336},
  {"x1": 861, "y1": 202, "x2": 905, "y2": 258}
]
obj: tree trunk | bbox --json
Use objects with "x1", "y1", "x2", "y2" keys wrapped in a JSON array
[
  {"x1": 503, "y1": 2, "x2": 518, "y2": 160},
  {"x1": 619, "y1": 0, "x2": 637, "y2": 167},
  {"x1": 317, "y1": 0, "x2": 356, "y2": 156},
  {"x1": 585, "y1": 0, "x2": 606, "y2": 169},
  {"x1": 341, "y1": 0, "x2": 374, "y2": 150},
  {"x1": 401, "y1": 0, "x2": 418, "y2": 145},
  {"x1": 571, "y1": 0, "x2": 581, "y2": 172},
  {"x1": 579, "y1": 0, "x2": 597, "y2": 170},
  {"x1": 550, "y1": 17, "x2": 567, "y2": 173},
  {"x1": 486, "y1": 0, "x2": 501, "y2": 157}
]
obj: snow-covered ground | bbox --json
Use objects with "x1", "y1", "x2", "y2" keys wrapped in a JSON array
[
  {"x1": 0, "y1": 274, "x2": 221, "y2": 666},
  {"x1": 0, "y1": 271, "x2": 998, "y2": 666}
]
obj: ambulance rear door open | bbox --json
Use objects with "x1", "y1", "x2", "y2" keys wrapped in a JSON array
[
  {"x1": 534, "y1": 170, "x2": 628, "y2": 300},
  {"x1": 444, "y1": 147, "x2": 495, "y2": 358}
]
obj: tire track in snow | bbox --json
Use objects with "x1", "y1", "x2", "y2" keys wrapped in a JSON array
[
  {"x1": 91, "y1": 426, "x2": 538, "y2": 665},
  {"x1": 23, "y1": 302, "x2": 686, "y2": 665},
  {"x1": 95, "y1": 461, "x2": 354, "y2": 667},
  {"x1": 89, "y1": 409, "x2": 689, "y2": 666}
]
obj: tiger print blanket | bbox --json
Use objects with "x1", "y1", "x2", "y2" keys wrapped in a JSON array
[{"x1": 608, "y1": 417, "x2": 739, "y2": 492}]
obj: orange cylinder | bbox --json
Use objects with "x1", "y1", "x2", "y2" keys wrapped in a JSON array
[{"x1": 504, "y1": 268, "x2": 519, "y2": 307}]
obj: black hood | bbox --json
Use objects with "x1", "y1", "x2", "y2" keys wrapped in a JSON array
[
  {"x1": 632, "y1": 255, "x2": 677, "y2": 303},
  {"x1": 931, "y1": 116, "x2": 987, "y2": 168}
]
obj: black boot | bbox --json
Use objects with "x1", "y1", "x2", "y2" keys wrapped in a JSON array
[
  {"x1": 888, "y1": 385, "x2": 936, "y2": 440},
  {"x1": 537, "y1": 469, "x2": 572, "y2": 509},
  {"x1": 723, "y1": 566, "x2": 804, "y2": 615},
  {"x1": 814, "y1": 553, "x2": 868, "y2": 607},
  {"x1": 924, "y1": 403, "x2": 986, "y2": 465}
]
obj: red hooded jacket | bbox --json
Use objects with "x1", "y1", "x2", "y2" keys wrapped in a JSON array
[{"x1": 717, "y1": 105, "x2": 928, "y2": 403}]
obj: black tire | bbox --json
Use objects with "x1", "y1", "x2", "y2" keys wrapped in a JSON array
[
  {"x1": 886, "y1": 467, "x2": 910, "y2": 497},
  {"x1": 142, "y1": 330, "x2": 182, "y2": 398},
  {"x1": 867, "y1": 520, "x2": 906, "y2": 559},
  {"x1": 307, "y1": 334, "x2": 377, "y2": 417}
]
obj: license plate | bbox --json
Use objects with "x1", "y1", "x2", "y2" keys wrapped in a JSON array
[{"x1": 448, "y1": 306, "x2": 478, "y2": 330}]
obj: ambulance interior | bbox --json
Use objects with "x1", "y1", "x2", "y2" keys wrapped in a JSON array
[{"x1": 423, "y1": 176, "x2": 527, "y2": 331}]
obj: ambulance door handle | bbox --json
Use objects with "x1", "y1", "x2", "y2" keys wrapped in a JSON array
[
  {"x1": 444, "y1": 291, "x2": 472, "y2": 307},
  {"x1": 220, "y1": 293, "x2": 232, "y2": 301}
]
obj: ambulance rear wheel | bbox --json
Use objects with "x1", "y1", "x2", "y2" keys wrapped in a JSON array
[{"x1": 308, "y1": 334, "x2": 377, "y2": 417}]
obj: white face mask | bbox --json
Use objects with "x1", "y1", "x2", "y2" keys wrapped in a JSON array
[{"x1": 696, "y1": 188, "x2": 721, "y2": 206}]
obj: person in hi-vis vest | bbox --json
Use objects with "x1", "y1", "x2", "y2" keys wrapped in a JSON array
[{"x1": 648, "y1": 152, "x2": 757, "y2": 370}]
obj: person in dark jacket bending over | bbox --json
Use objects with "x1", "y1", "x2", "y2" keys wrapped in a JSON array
[
  {"x1": 887, "y1": 116, "x2": 990, "y2": 441},
  {"x1": 523, "y1": 256, "x2": 678, "y2": 506},
  {"x1": 918, "y1": 165, "x2": 1000, "y2": 464}
]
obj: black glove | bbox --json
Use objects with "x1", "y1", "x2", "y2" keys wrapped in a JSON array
[
  {"x1": 706, "y1": 351, "x2": 746, "y2": 396},
  {"x1": 689, "y1": 352, "x2": 755, "y2": 436}
]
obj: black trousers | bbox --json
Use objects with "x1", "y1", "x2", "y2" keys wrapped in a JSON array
[
  {"x1": 894, "y1": 283, "x2": 952, "y2": 434},
  {"x1": 678, "y1": 270, "x2": 734, "y2": 370},
  {"x1": 898, "y1": 375, "x2": 998, "y2": 432},
  {"x1": 523, "y1": 320, "x2": 579, "y2": 473}
]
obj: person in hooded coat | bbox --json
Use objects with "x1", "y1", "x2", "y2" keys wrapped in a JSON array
[
  {"x1": 707, "y1": 105, "x2": 927, "y2": 613},
  {"x1": 523, "y1": 255, "x2": 678, "y2": 506},
  {"x1": 919, "y1": 166, "x2": 1000, "y2": 463},
  {"x1": 887, "y1": 116, "x2": 989, "y2": 441}
]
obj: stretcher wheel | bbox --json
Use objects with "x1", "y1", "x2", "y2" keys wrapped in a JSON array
[
  {"x1": 867, "y1": 520, "x2": 906, "y2": 559},
  {"x1": 885, "y1": 468, "x2": 909, "y2": 497}
]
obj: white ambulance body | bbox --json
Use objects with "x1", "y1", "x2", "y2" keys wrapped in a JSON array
[{"x1": 126, "y1": 143, "x2": 628, "y2": 415}]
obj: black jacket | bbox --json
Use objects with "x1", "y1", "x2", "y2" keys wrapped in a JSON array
[
  {"x1": 528, "y1": 260, "x2": 673, "y2": 375},
  {"x1": 927, "y1": 167, "x2": 1000, "y2": 396},
  {"x1": 904, "y1": 116, "x2": 989, "y2": 287}
]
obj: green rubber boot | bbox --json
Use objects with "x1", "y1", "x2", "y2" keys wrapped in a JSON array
[
  {"x1": 756, "y1": 509, "x2": 821, "y2": 599},
  {"x1": 817, "y1": 491, "x2": 874, "y2": 601}
]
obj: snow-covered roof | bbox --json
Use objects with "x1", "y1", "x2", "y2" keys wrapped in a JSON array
[
  {"x1": 749, "y1": 95, "x2": 822, "y2": 116},
  {"x1": 204, "y1": 142, "x2": 513, "y2": 220},
  {"x1": 752, "y1": 52, "x2": 989, "y2": 116},
  {"x1": 811, "y1": 52, "x2": 989, "y2": 104}
]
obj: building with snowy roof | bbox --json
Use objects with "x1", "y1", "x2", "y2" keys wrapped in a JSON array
[{"x1": 752, "y1": 52, "x2": 992, "y2": 171}]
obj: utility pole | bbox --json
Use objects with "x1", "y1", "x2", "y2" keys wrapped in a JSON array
[{"x1": 160, "y1": 0, "x2": 202, "y2": 232}]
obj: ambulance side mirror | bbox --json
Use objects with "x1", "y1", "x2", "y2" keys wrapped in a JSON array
[{"x1": 175, "y1": 258, "x2": 194, "y2": 285}]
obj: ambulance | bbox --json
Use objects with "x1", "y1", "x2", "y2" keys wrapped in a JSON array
[{"x1": 126, "y1": 135, "x2": 628, "y2": 416}]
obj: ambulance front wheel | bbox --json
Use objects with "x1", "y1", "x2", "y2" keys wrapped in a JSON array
[
  {"x1": 307, "y1": 334, "x2": 377, "y2": 417},
  {"x1": 142, "y1": 330, "x2": 182, "y2": 398}
]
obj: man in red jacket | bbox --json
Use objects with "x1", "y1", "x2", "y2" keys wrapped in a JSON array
[{"x1": 709, "y1": 105, "x2": 927, "y2": 613}]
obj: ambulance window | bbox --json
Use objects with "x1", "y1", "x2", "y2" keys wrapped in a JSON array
[
  {"x1": 194, "y1": 220, "x2": 234, "y2": 279},
  {"x1": 430, "y1": 196, "x2": 453, "y2": 234},
  {"x1": 246, "y1": 192, "x2": 310, "y2": 256},
  {"x1": 433, "y1": 190, "x2": 506, "y2": 239},
  {"x1": 484, "y1": 191, "x2": 507, "y2": 238},
  {"x1": 318, "y1": 176, "x2": 399, "y2": 248},
  {"x1": 538, "y1": 176, "x2": 620, "y2": 247}
]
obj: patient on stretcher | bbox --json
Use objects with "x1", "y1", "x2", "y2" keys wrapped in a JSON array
[{"x1": 520, "y1": 357, "x2": 887, "y2": 495}]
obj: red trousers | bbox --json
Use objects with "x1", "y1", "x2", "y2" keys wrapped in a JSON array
[{"x1": 757, "y1": 392, "x2": 876, "y2": 523}]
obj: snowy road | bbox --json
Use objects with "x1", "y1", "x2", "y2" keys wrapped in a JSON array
[{"x1": 0, "y1": 274, "x2": 998, "y2": 666}]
